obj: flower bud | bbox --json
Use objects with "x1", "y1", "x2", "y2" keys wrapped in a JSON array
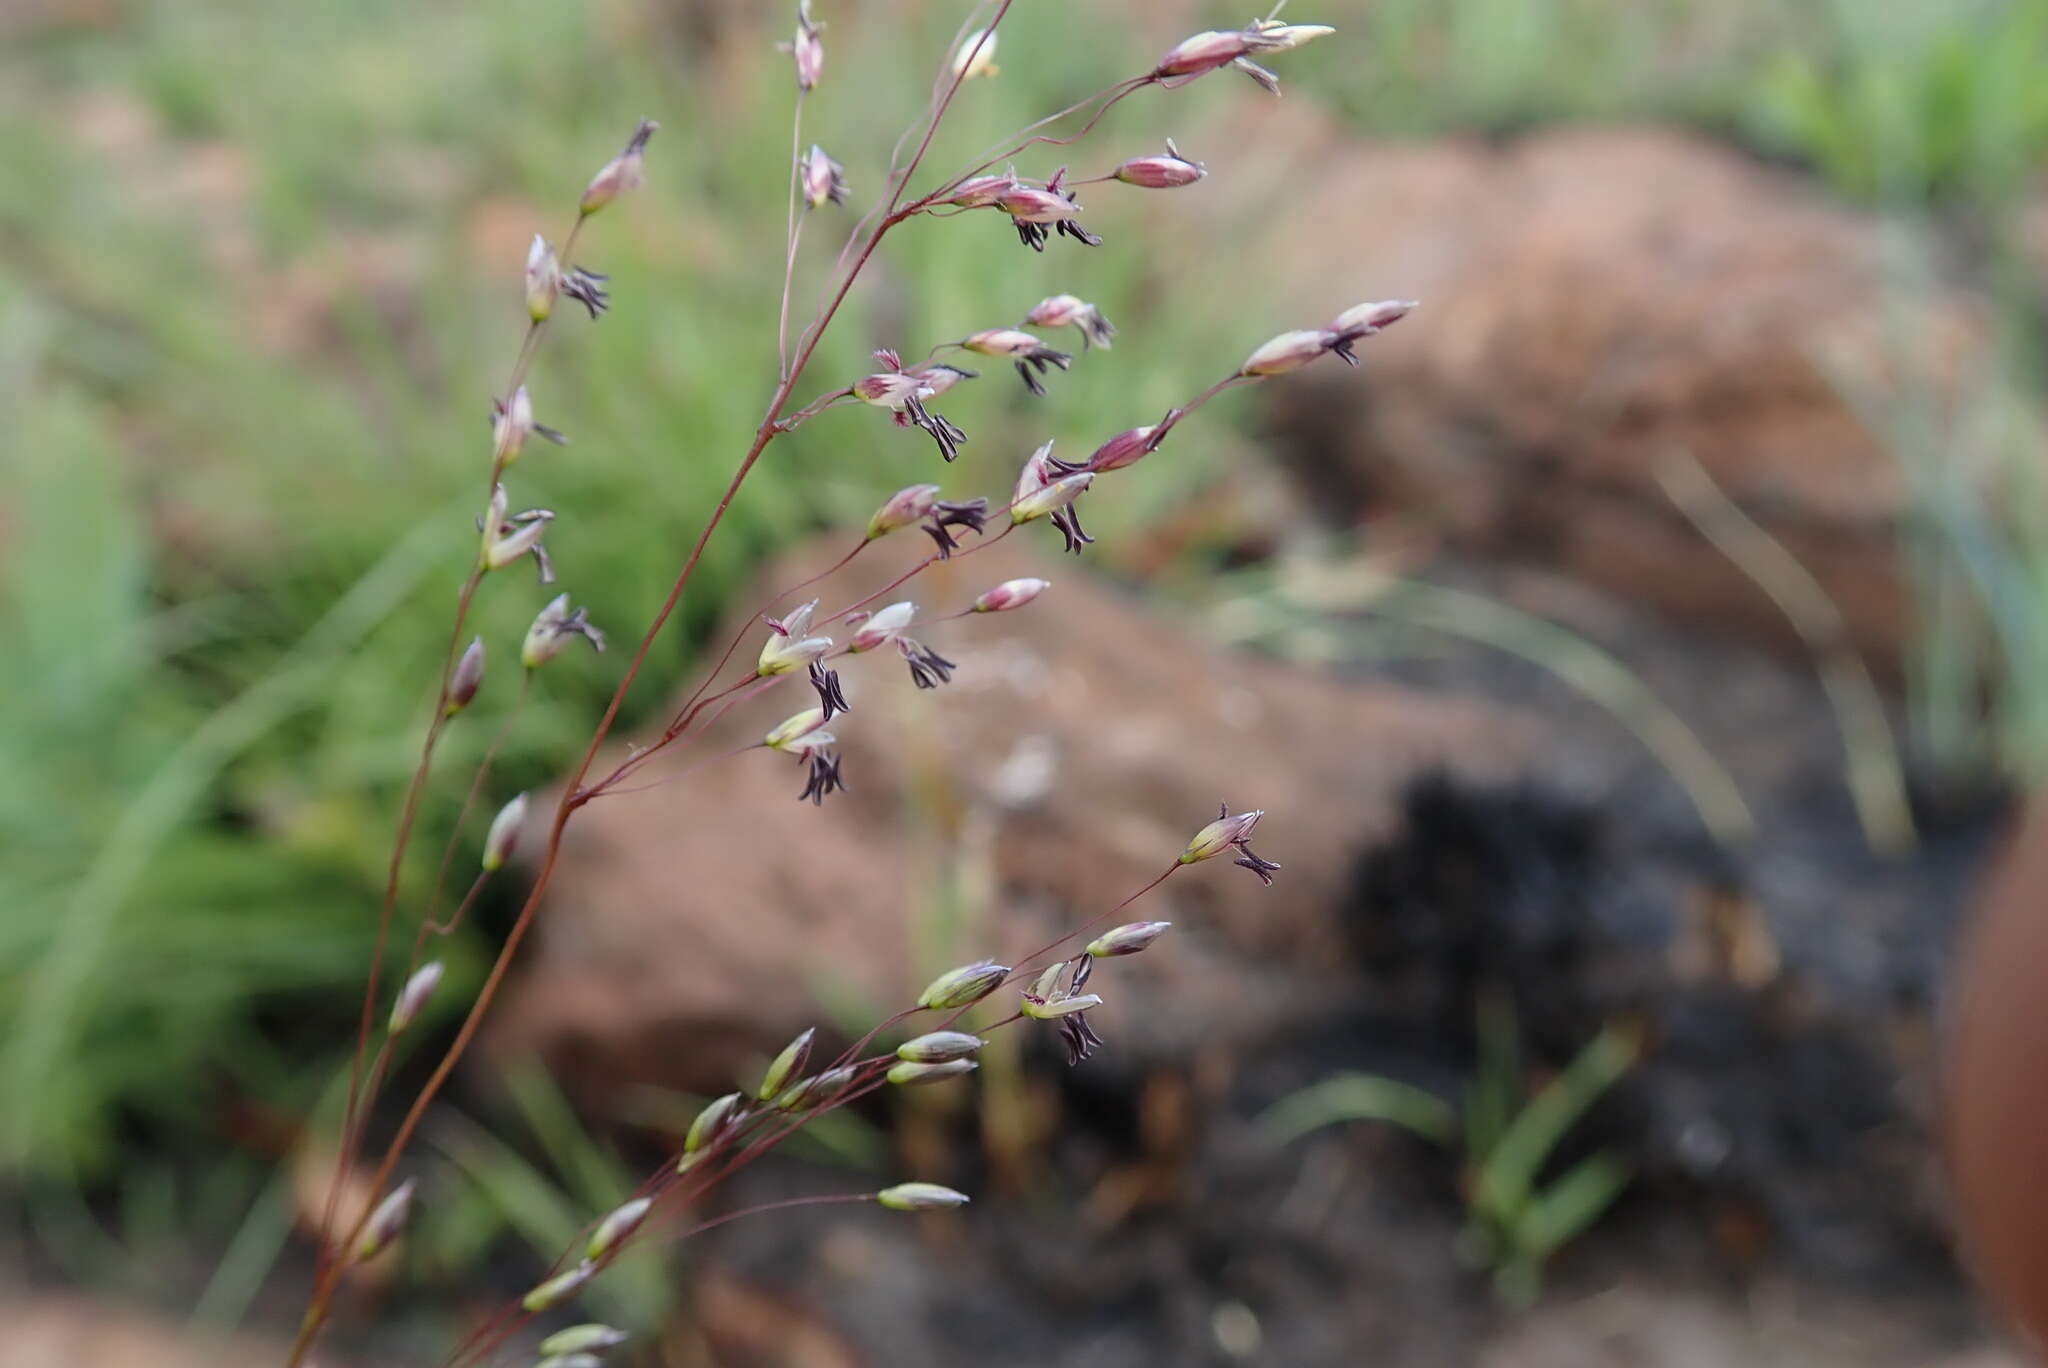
[
  {"x1": 1011, "y1": 472, "x2": 1094, "y2": 525},
  {"x1": 684, "y1": 1091, "x2": 743, "y2": 1159},
  {"x1": 580, "y1": 120, "x2": 657, "y2": 216},
  {"x1": 1240, "y1": 329, "x2": 1335, "y2": 377},
  {"x1": 1330, "y1": 299, "x2": 1417, "y2": 336},
  {"x1": 586, "y1": 1196, "x2": 652, "y2": 1261},
  {"x1": 764, "y1": 708, "x2": 829, "y2": 752},
  {"x1": 756, "y1": 1027, "x2": 816, "y2": 1101},
  {"x1": 525, "y1": 235, "x2": 561, "y2": 322},
  {"x1": 917, "y1": 960, "x2": 1010, "y2": 1010},
  {"x1": 356, "y1": 1178, "x2": 416, "y2": 1261},
  {"x1": 1181, "y1": 807, "x2": 1263, "y2": 863},
  {"x1": 887, "y1": 1058, "x2": 979, "y2": 1087},
  {"x1": 895, "y1": 1031, "x2": 986, "y2": 1063},
  {"x1": 446, "y1": 637, "x2": 485, "y2": 716},
  {"x1": 389, "y1": 961, "x2": 445, "y2": 1033},
  {"x1": 1087, "y1": 921, "x2": 1172, "y2": 958},
  {"x1": 775, "y1": 1065, "x2": 858, "y2": 1112},
  {"x1": 522, "y1": 1261, "x2": 595, "y2": 1312},
  {"x1": 948, "y1": 174, "x2": 1014, "y2": 208},
  {"x1": 951, "y1": 28, "x2": 998, "y2": 80},
  {"x1": 877, "y1": 1182, "x2": 971, "y2": 1211},
  {"x1": 539, "y1": 1325, "x2": 630, "y2": 1357},
  {"x1": 1085, "y1": 425, "x2": 1157, "y2": 473},
  {"x1": 1113, "y1": 141, "x2": 1206, "y2": 189},
  {"x1": 849, "y1": 601, "x2": 915, "y2": 653},
  {"x1": 868, "y1": 483, "x2": 942, "y2": 540},
  {"x1": 972, "y1": 578, "x2": 1049, "y2": 613},
  {"x1": 1156, "y1": 29, "x2": 1256, "y2": 77},
  {"x1": 482, "y1": 792, "x2": 529, "y2": 872}
]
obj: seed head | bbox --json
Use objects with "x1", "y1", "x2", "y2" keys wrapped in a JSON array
[
  {"x1": 917, "y1": 960, "x2": 1010, "y2": 1010},
  {"x1": 868, "y1": 483, "x2": 942, "y2": 540},
  {"x1": 973, "y1": 577, "x2": 1050, "y2": 613},
  {"x1": 389, "y1": 960, "x2": 445, "y2": 1033},
  {"x1": 356, "y1": 1178, "x2": 416, "y2": 1261},
  {"x1": 482, "y1": 792, "x2": 528, "y2": 872},
  {"x1": 877, "y1": 1182, "x2": 971, "y2": 1211},
  {"x1": 526, "y1": 235, "x2": 561, "y2": 321},
  {"x1": 896, "y1": 1031, "x2": 986, "y2": 1063},
  {"x1": 539, "y1": 1325, "x2": 630, "y2": 1357},
  {"x1": 1085, "y1": 425, "x2": 1160, "y2": 473},
  {"x1": 522, "y1": 1261, "x2": 595, "y2": 1312},
  {"x1": 586, "y1": 1196, "x2": 653, "y2": 1261},
  {"x1": 849, "y1": 601, "x2": 916, "y2": 653},
  {"x1": 887, "y1": 1058, "x2": 979, "y2": 1087},
  {"x1": 801, "y1": 144, "x2": 848, "y2": 209},
  {"x1": 756, "y1": 1026, "x2": 817, "y2": 1101},
  {"x1": 580, "y1": 119, "x2": 657, "y2": 216},
  {"x1": 951, "y1": 27, "x2": 999, "y2": 80},
  {"x1": 1087, "y1": 921, "x2": 1172, "y2": 958},
  {"x1": 1241, "y1": 327, "x2": 1336, "y2": 376},
  {"x1": 446, "y1": 637, "x2": 485, "y2": 715},
  {"x1": 1113, "y1": 139, "x2": 1207, "y2": 189}
]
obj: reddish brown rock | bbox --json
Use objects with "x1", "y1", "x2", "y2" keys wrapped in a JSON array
[
  {"x1": 479, "y1": 538, "x2": 1542, "y2": 1096},
  {"x1": 1210, "y1": 115, "x2": 1992, "y2": 670}
]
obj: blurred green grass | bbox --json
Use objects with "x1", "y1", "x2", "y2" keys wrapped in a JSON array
[{"x1": 3, "y1": 0, "x2": 2047, "y2": 1323}]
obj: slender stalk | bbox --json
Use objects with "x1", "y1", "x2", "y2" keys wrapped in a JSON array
[{"x1": 290, "y1": 14, "x2": 1019, "y2": 1358}]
